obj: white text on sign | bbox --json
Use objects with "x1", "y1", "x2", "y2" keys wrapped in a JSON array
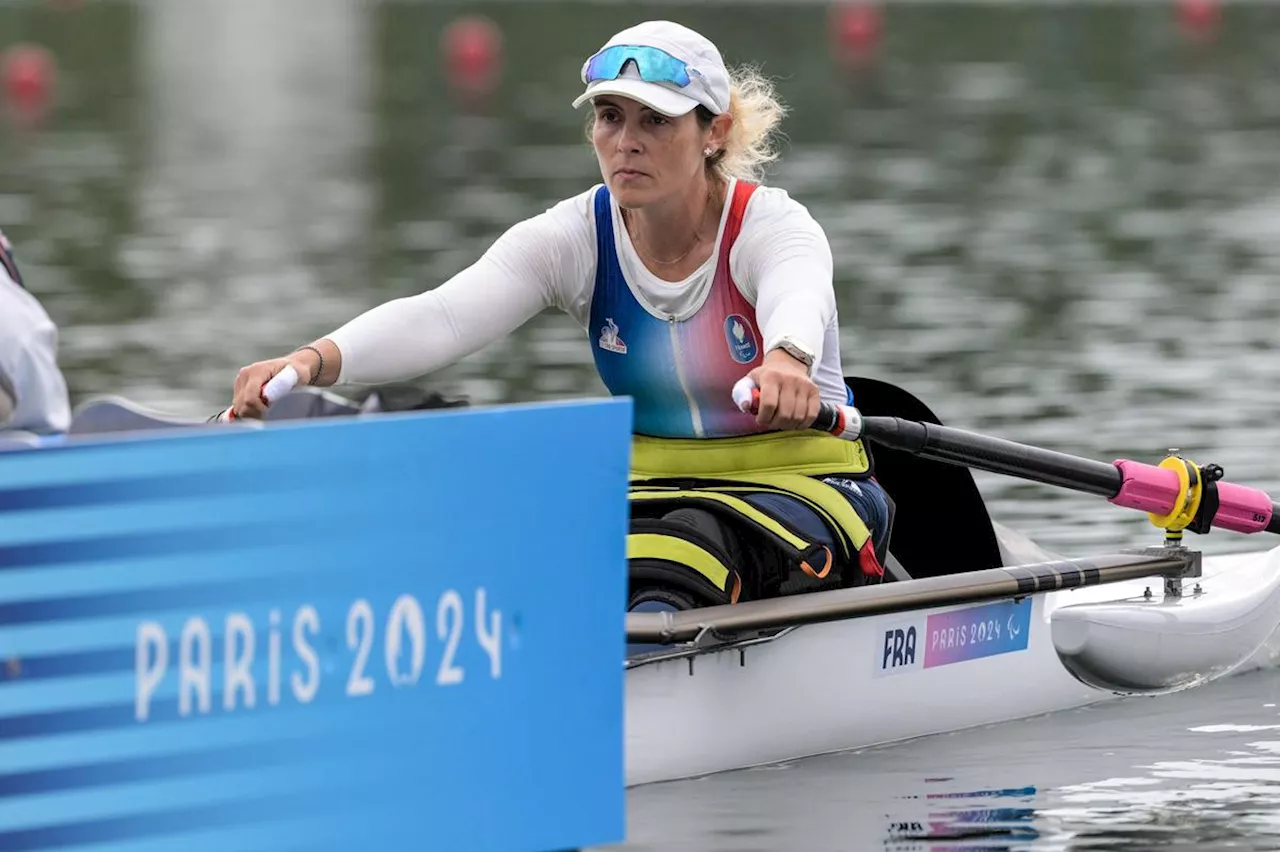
[{"x1": 134, "y1": 589, "x2": 502, "y2": 721}]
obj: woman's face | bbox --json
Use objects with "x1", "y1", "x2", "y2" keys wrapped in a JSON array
[{"x1": 590, "y1": 96, "x2": 728, "y2": 208}]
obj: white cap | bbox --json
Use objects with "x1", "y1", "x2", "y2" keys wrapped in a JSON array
[{"x1": 572, "y1": 21, "x2": 731, "y2": 117}]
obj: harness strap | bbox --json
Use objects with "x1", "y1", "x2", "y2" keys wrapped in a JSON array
[
  {"x1": 631, "y1": 486, "x2": 836, "y2": 581},
  {"x1": 631, "y1": 489, "x2": 816, "y2": 552},
  {"x1": 629, "y1": 534, "x2": 735, "y2": 598},
  {"x1": 627, "y1": 517, "x2": 742, "y2": 605},
  {"x1": 717, "y1": 472, "x2": 872, "y2": 553},
  {"x1": 625, "y1": 423, "x2": 883, "y2": 602},
  {"x1": 631, "y1": 430, "x2": 871, "y2": 480}
]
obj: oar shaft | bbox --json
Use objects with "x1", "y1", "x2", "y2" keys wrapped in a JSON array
[
  {"x1": 862, "y1": 416, "x2": 1122, "y2": 497},
  {"x1": 626, "y1": 551, "x2": 1191, "y2": 644},
  {"x1": 731, "y1": 376, "x2": 1279, "y2": 536},
  {"x1": 863, "y1": 415, "x2": 1279, "y2": 536}
]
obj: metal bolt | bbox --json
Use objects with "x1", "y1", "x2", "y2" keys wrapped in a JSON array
[{"x1": 1144, "y1": 586, "x2": 1153, "y2": 600}]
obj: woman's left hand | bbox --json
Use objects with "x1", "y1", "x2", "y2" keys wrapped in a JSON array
[{"x1": 747, "y1": 348, "x2": 820, "y2": 431}]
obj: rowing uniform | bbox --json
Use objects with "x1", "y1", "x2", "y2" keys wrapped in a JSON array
[
  {"x1": 0, "y1": 231, "x2": 70, "y2": 435},
  {"x1": 325, "y1": 178, "x2": 890, "y2": 605}
]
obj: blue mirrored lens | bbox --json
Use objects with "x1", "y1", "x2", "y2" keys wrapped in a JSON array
[{"x1": 584, "y1": 45, "x2": 691, "y2": 87}]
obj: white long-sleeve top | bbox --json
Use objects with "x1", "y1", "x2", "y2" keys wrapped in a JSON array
[
  {"x1": 327, "y1": 178, "x2": 848, "y2": 405},
  {"x1": 0, "y1": 236, "x2": 71, "y2": 435}
]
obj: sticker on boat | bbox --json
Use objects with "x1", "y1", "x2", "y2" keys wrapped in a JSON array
[{"x1": 875, "y1": 598, "x2": 1032, "y2": 676}]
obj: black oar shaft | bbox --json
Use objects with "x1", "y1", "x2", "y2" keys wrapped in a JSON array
[{"x1": 862, "y1": 416, "x2": 1124, "y2": 498}]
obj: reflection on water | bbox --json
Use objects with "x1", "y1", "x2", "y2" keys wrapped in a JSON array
[
  {"x1": 615, "y1": 669, "x2": 1280, "y2": 852},
  {"x1": 886, "y1": 787, "x2": 1041, "y2": 851},
  {"x1": 1039, "y1": 723, "x2": 1280, "y2": 852}
]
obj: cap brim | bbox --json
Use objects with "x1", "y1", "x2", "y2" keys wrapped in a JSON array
[{"x1": 571, "y1": 78, "x2": 699, "y2": 117}]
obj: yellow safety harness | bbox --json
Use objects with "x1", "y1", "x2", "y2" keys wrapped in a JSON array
[{"x1": 627, "y1": 429, "x2": 880, "y2": 605}]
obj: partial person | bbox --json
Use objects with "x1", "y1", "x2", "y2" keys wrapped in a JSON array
[{"x1": 0, "y1": 229, "x2": 71, "y2": 436}]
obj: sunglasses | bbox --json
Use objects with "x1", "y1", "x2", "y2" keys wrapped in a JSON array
[{"x1": 583, "y1": 44, "x2": 692, "y2": 88}]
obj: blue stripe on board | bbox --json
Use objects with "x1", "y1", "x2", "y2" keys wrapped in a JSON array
[
  {"x1": 0, "y1": 468, "x2": 327, "y2": 513},
  {"x1": 0, "y1": 705, "x2": 350, "y2": 775},
  {"x1": 0, "y1": 522, "x2": 299, "y2": 572},
  {"x1": 0, "y1": 793, "x2": 313, "y2": 852},
  {"x1": 0, "y1": 575, "x2": 306, "y2": 626},
  {"x1": 0, "y1": 681, "x2": 358, "y2": 745},
  {"x1": 0, "y1": 545, "x2": 318, "y2": 604},
  {"x1": 0, "y1": 645, "x2": 134, "y2": 683},
  {"x1": 0, "y1": 700, "x2": 180, "y2": 743},
  {"x1": 0, "y1": 741, "x2": 306, "y2": 798}
]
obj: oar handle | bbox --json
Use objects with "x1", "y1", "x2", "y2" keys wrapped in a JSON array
[
  {"x1": 213, "y1": 365, "x2": 300, "y2": 424},
  {"x1": 731, "y1": 376, "x2": 863, "y2": 439},
  {"x1": 730, "y1": 377, "x2": 1280, "y2": 537}
]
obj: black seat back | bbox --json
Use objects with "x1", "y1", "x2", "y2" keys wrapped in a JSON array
[{"x1": 846, "y1": 377, "x2": 1004, "y2": 577}]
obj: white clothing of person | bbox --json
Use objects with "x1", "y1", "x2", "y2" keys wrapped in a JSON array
[
  {"x1": 326, "y1": 179, "x2": 846, "y2": 410},
  {"x1": 0, "y1": 248, "x2": 71, "y2": 434}
]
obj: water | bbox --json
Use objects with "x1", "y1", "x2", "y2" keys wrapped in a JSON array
[
  {"x1": 617, "y1": 668, "x2": 1280, "y2": 852},
  {"x1": 4, "y1": 1, "x2": 1280, "y2": 848}
]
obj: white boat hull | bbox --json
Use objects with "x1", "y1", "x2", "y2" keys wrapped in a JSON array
[{"x1": 624, "y1": 525, "x2": 1280, "y2": 787}]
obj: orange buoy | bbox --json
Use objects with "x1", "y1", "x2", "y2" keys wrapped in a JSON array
[{"x1": 442, "y1": 16, "x2": 503, "y2": 105}]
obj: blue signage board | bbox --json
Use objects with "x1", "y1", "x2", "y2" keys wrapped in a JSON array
[{"x1": 0, "y1": 397, "x2": 633, "y2": 851}]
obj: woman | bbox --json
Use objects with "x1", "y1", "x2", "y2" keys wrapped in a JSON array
[{"x1": 231, "y1": 20, "x2": 893, "y2": 610}]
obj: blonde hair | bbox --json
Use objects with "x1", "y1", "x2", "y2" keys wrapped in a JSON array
[{"x1": 702, "y1": 65, "x2": 789, "y2": 184}]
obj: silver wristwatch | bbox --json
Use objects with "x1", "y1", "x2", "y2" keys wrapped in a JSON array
[{"x1": 774, "y1": 339, "x2": 815, "y2": 368}]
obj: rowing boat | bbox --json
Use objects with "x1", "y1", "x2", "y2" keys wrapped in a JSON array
[
  {"x1": 16, "y1": 376, "x2": 1280, "y2": 789},
  {"x1": 624, "y1": 531, "x2": 1280, "y2": 786},
  {"x1": 622, "y1": 377, "x2": 1280, "y2": 785}
]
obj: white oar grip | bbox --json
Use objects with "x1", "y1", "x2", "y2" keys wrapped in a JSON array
[
  {"x1": 732, "y1": 376, "x2": 758, "y2": 414},
  {"x1": 261, "y1": 365, "x2": 299, "y2": 404},
  {"x1": 730, "y1": 374, "x2": 863, "y2": 440},
  {"x1": 214, "y1": 365, "x2": 300, "y2": 423}
]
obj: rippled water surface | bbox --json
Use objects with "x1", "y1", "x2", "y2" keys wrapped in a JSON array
[
  {"x1": 616, "y1": 669, "x2": 1280, "y2": 852},
  {"x1": 5, "y1": 1, "x2": 1280, "y2": 848}
]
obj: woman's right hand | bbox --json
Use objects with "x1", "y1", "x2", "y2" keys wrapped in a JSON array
[{"x1": 231, "y1": 353, "x2": 313, "y2": 419}]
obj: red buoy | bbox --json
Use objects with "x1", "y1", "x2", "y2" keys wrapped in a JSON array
[
  {"x1": 831, "y1": 2, "x2": 883, "y2": 71},
  {"x1": 1, "y1": 43, "x2": 57, "y2": 125},
  {"x1": 1177, "y1": 0, "x2": 1220, "y2": 44},
  {"x1": 442, "y1": 16, "x2": 503, "y2": 105}
]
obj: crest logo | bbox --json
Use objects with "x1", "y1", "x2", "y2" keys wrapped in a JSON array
[{"x1": 724, "y1": 314, "x2": 758, "y2": 364}]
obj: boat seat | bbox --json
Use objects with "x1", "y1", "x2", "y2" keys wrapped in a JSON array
[{"x1": 845, "y1": 376, "x2": 1005, "y2": 579}]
